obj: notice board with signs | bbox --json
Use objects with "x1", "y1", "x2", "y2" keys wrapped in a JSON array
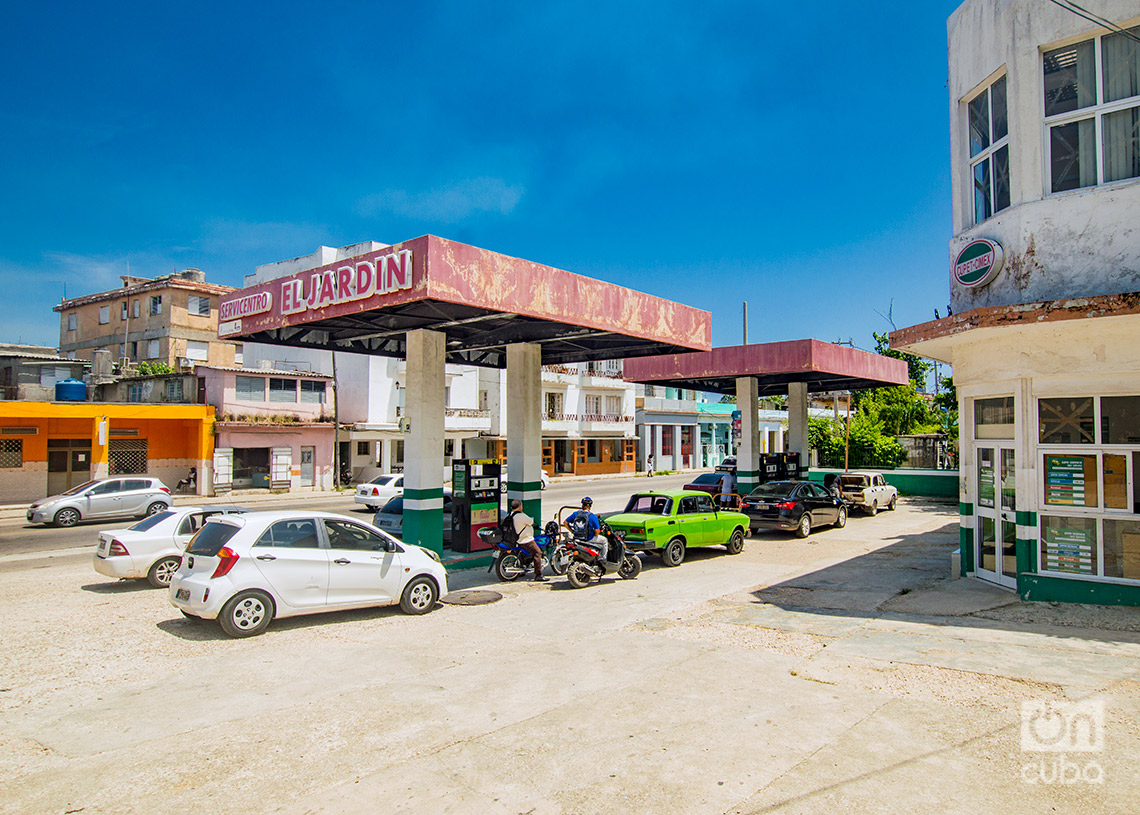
[
  {"x1": 1042, "y1": 521, "x2": 1096, "y2": 575},
  {"x1": 1044, "y1": 455, "x2": 1098, "y2": 507},
  {"x1": 978, "y1": 463, "x2": 996, "y2": 508}
]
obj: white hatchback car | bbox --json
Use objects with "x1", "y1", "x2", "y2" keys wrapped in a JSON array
[
  {"x1": 354, "y1": 473, "x2": 404, "y2": 509},
  {"x1": 93, "y1": 506, "x2": 249, "y2": 588},
  {"x1": 169, "y1": 511, "x2": 448, "y2": 637}
]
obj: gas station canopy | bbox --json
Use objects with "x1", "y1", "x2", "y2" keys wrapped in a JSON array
[
  {"x1": 217, "y1": 235, "x2": 711, "y2": 366},
  {"x1": 622, "y1": 339, "x2": 909, "y2": 394}
]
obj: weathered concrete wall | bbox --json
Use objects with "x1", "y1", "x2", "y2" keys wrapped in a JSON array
[{"x1": 948, "y1": 0, "x2": 1140, "y2": 311}]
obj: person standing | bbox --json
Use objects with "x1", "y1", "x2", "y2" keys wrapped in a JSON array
[
  {"x1": 509, "y1": 499, "x2": 544, "y2": 582},
  {"x1": 646, "y1": 454, "x2": 655, "y2": 477},
  {"x1": 719, "y1": 470, "x2": 735, "y2": 508}
]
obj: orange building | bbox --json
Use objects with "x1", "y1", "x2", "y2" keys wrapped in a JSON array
[{"x1": 0, "y1": 402, "x2": 214, "y2": 504}]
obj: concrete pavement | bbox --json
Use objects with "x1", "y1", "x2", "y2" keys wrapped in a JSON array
[{"x1": 1, "y1": 498, "x2": 1137, "y2": 814}]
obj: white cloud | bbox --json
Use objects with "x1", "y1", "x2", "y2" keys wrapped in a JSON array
[
  {"x1": 195, "y1": 219, "x2": 334, "y2": 256},
  {"x1": 358, "y1": 177, "x2": 525, "y2": 223}
]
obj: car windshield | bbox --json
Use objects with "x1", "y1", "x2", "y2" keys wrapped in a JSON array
[
  {"x1": 367, "y1": 475, "x2": 398, "y2": 486},
  {"x1": 688, "y1": 473, "x2": 723, "y2": 485},
  {"x1": 623, "y1": 494, "x2": 673, "y2": 515},
  {"x1": 748, "y1": 482, "x2": 797, "y2": 499},
  {"x1": 378, "y1": 497, "x2": 403, "y2": 515},
  {"x1": 186, "y1": 521, "x2": 241, "y2": 556},
  {"x1": 128, "y1": 511, "x2": 176, "y2": 531},
  {"x1": 61, "y1": 480, "x2": 98, "y2": 496},
  {"x1": 840, "y1": 475, "x2": 870, "y2": 487}
]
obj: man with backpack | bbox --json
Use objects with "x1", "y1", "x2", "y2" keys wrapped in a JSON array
[
  {"x1": 503, "y1": 499, "x2": 544, "y2": 582},
  {"x1": 565, "y1": 496, "x2": 608, "y2": 561}
]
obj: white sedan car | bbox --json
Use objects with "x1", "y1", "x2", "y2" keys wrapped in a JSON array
[
  {"x1": 354, "y1": 473, "x2": 404, "y2": 509},
  {"x1": 169, "y1": 511, "x2": 448, "y2": 638},
  {"x1": 93, "y1": 505, "x2": 249, "y2": 588}
]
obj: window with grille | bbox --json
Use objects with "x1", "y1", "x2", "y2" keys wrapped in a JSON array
[
  {"x1": 0, "y1": 439, "x2": 22, "y2": 468},
  {"x1": 585, "y1": 394, "x2": 601, "y2": 415},
  {"x1": 109, "y1": 439, "x2": 148, "y2": 475},
  {"x1": 300, "y1": 380, "x2": 326, "y2": 403},
  {"x1": 967, "y1": 74, "x2": 1010, "y2": 223},
  {"x1": 1044, "y1": 26, "x2": 1140, "y2": 193},
  {"x1": 128, "y1": 384, "x2": 143, "y2": 402},
  {"x1": 236, "y1": 376, "x2": 266, "y2": 401},
  {"x1": 165, "y1": 379, "x2": 183, "y2": 401},
  {"x1": 150, "y1": 296, "x2": 162, "y2": 316},
  {"x1": 357, "y1": 441, "x2": 370, "y2": 456},
  {"x1": 605, "y1": 395, "x2": 622, "y2": 415},
  {"x1": 269, "y1": 378, "x2": 297, "y2": 403},
  {"x1": 187, "y1": 295, "x2": 211, "y2": 316}
]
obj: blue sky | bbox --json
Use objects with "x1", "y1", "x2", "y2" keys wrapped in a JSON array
[{"x1": 1, "y1": 1, "x2": 962, "y2": 352}]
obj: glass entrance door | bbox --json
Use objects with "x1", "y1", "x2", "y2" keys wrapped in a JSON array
[{"x1": 976, "y1": 445, "x2": 1017, "y2": 588}]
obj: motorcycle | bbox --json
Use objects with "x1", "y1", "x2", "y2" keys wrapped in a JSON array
[
  {"x1": 479, "y1": 520, "x2": 571, "y2": 582},
  {"x1": 564, "y1": 520, "x2": 643, "y2": 588}
]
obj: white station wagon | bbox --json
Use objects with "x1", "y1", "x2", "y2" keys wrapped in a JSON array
[{"x1": 169, "y1": 511, "x2": 448, "y2": 637}]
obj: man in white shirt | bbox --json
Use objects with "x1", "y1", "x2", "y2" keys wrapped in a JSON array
[{"x1": 509, "y1": 499, "x2": 544, "y2": 582}]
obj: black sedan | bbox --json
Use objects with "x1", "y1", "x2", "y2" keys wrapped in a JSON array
[{"x1": 739, "y1": 480, "x2": 847, "y2": 538}]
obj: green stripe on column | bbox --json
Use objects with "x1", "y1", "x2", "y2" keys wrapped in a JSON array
[
  {"x1": 404, "y1": 486, "x2": 444, "y2": 501},
  {"x1": 959, "y1": 502, "x2": 974, "y2": 516},
  {"x1": 506, "y1": 480, "x2": 544, "y2": 492},
  {"x1": 960, "y1": 525, "x2": 974, "y2": 575}
]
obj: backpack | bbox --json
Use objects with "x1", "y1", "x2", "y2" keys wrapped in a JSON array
[
  {"x1": 499, "y1": 511, "x2": 520, "y2": 545},
  {"x1": 569, "y1": 512, "x2": 592, "y2": 540}
]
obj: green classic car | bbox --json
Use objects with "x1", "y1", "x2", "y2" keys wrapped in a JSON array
[{"x1": 604, "y1": 490, "x2": 749, "y2": 567}]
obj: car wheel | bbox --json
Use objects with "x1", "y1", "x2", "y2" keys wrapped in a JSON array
[
  {"x1": 218, "y1": 590, "x2": 274, "y2": 638},
  {"x1": 888, "y1": 495, "x2": 897, "y2": 511},
  {"x1": 866, "y1": 501, "x2": 878, "y2": 516},
  {"x1": 53, "y1": 507, "x2": 80, "y2": 528},
  {"x1": 147, "y1": 556, "x2": 181, "y2": 588},
  {"x1": 566, "y1": 560, "x2": 593, "y2": 588},
  {"x1": 725, "y1": 528, "x2": 745, "y2": 555},
  {"x1": 145, "y1": 502, "x2": 167, "y2": 517},
  {"x1": 399, "y1": 575, "x2": 438, "y2": 615},
  {"x1": 834, "y1": 506, "x2": 847, "y2": 529},
  {"x1": 661, "y1": 537, "x2": 686, "y2": 567},
  {"x1": 795, "y1": 513, "x2": 812, "y2": 538},
  {"x1": 495, "y1": 553, "x2": 526, "y2": 582},
  {"x1": 618, "y1": 553, "x2": 643, "y2": 579}
]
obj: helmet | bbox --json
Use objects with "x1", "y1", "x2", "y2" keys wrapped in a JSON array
[{"x1": 582, "y1": 496, "x2": 593, "y2": 505}]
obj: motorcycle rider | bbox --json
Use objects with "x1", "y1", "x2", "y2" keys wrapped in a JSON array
[
  {"x1": 508, "y1": 498, "x2": 545, "y2": 582},
  {"x1": 566, "y1": 496, "x2": 608, "y2": 561}
]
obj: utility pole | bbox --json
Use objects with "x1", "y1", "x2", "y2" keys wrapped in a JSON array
[{"x1": 742, "y1": 301, "x2": 748, "y2": 346}]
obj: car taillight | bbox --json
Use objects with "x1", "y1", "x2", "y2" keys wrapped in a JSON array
[
  {"x1": 108, "y1": 539, "x2": 129, "y2": 556},
  {"x1": 159, "y1": 487, "x2": 170, "y2": 494},
  {"x1": 211, "y1": 547, "x2": 239, "y2": 578},
  {"x1": 776, "y1": 501, "x2": 796, "y2": 511},
  {"x1": 372, "y1": 487, "x2": 379, "y2": 496}
]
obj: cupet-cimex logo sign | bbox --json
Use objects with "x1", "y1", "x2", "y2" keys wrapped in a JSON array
[{"x1": 953, "y1": 238, "x2": 1004, "y2": 288}]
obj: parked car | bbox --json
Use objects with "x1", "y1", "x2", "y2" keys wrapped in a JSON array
[
  {"x1": 26, "y1": 477, "x2": 171, "y2": 528},
  {"x1": 682, "y1": 472, "x2": 728, "y2": 497},
  {"x1": 372, "y1": 492, "x2": 455, "y2": 544},
  {"x1": 740, "y1": 480, "x2": 846, "y2": 538},
  {"x1": 838, "y1": 472, "x2": 898, "y2": 515},
  {"x1": 93, "y1": 505, "x2": 249, "y2": 588},
  {"x1": 354, "y1": 473, "x2": 404, "y2": 510},
  {"x1": 499, "y1": 469, "x2": 551, "y2": 493},
  {"x1": 169, "y1": 511, "x2": 447, "y2": 637},
  {"x1": 603, "y1": 489, "x2": 750, "y2": 567},
  {"x1": 714, "y1": 457, "x2": 737, "y2": 473}
]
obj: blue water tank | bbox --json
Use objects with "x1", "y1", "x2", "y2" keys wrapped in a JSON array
[{"x1": 55, "y1": 379, "x2": 87, "y2": 402}]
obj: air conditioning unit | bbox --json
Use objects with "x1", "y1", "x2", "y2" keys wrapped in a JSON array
[{"x1": 178, "y1": 357, "x2": 193, "y2": 369}]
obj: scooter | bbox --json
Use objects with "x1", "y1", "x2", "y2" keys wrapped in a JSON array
[
  {"x1": 479, "y1": 521, "x2": 571, "y2": 582},
  {"x1": 564, "y1": 521, "x2": 642, "y2": 588}
]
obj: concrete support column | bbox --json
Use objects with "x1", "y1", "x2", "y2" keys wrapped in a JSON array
[
  {"x1": 91, "y1": 415, "x2": 109, "y2": 480},
  {"x1": 639, "y1": 423, "x2": 651, "y2": 469},
  {"x1": 736, "y1": 377, "x2": 761, "y2": 494},
  {"x1": 787, "y1": 381, "x2": 809, "y2": 473},
  {"x1": 693, "y1": 423, "x2": 700, "y2": 468},
  {"x1": 672, "y1": 425, "x2": 683, "y2": 470},
  {"x1": 654, "y1": 425, "x2": 664, "y2": 468},
  {"x1": 404, "y1": 329, "x2": 446, "y2": 554},
  {"x1": 507, "y1": 342, "x2": 542, "y2": 529}
]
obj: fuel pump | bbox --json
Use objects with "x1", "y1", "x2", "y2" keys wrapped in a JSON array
[{"x1": 451, "y1": 458, "x2": 501, "y2": 553}]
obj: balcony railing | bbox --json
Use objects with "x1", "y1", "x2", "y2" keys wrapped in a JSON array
[
  {"x1": 544, "y1": 413, "x2": 632, "y2": 423},
  {"x1": 446, "y1": 408, "x2": 490, "y2": 419},
  {"x1": 541, "y1": 365, "x2": 625, "y2": 380}
]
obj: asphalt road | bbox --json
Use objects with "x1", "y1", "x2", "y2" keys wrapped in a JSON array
[{"x1": 0, "y1": 473, "x2": 697, "y2": 567}]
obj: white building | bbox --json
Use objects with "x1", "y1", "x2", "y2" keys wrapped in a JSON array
[{"x1": 893, "y1": 0, "x2": 1140, "y2": 605}]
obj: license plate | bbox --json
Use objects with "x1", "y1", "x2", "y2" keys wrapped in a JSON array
[
  {"x1": 175, "y1": 588, "x2": 190, "y2": 601},
  {"x1": 753, "y1": 503, "x2": 769, "y2": 510}
]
